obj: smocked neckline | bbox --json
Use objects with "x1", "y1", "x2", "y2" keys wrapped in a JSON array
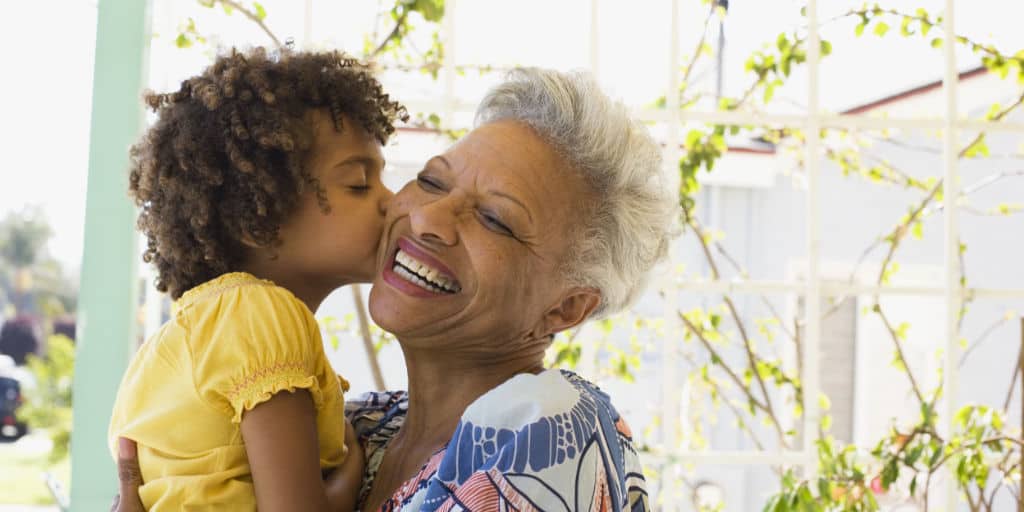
[{"x1": 174, "y1": 272, "x2": 277, "y2": 312}]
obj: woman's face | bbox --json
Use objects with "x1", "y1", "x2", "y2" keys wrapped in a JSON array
[{"x1": 368, "y1": 121, "x2": 599, "y2": 348}]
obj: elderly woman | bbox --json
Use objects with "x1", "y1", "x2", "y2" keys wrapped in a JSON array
[{"x1": 115, "y1": 68, "x2": 678, "y2": 511}]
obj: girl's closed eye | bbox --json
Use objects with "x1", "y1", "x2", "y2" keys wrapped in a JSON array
[{"x1": 340, "y1": 168, "x2": 370, "y2": 193}]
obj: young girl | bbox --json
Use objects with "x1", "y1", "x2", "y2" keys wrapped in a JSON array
[{"x1": 108, "y1": 47, "x2": 406, "y2": 511}]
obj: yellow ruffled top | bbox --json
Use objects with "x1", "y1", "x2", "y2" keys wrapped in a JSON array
[{"x1": 108, "y1": 272, "x2": 349, "y2": 511}]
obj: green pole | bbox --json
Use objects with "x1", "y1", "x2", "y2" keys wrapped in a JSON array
[{"x1": 70, "y1": 0, "x2": 150, "y2": 509}]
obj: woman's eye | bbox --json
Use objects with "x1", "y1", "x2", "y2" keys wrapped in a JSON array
[
  {"x1": 479, "y1": 211, "x2": 513, "y2": 236},
  {"x1": 349, "y1": 185, "x2": 371, "y2": 193},
  {"x1": 417, "y1": 175, "x2": 442, "y2": 191}
]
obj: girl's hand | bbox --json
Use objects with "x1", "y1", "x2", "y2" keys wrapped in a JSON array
[
  {"x1": 109, "y1": 437, "x2": 145, "y2": 512},
  {"x1": 325, "y1": 420, "x2": 366, "y2": 511}
]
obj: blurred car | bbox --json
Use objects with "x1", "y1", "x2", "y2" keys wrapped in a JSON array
[{"x1": 0, "y1": 354, "x2": 28, "y2": 440}]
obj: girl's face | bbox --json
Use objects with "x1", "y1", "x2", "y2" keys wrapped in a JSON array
[{"x1": 271, "y1": 111, "x2": 392, "y2": 290}]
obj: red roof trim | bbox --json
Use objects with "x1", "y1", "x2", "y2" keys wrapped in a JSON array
[{"x1": 841, "y1": 66, "x2": 988, "y2": 115}]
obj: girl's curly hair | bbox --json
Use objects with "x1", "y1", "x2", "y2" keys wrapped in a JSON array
[{"x1": 129, "y1": 47, "x2": 407, "y2": 299}]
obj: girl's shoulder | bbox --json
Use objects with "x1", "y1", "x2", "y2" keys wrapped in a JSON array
[
  {"x1": 177, "y1": 273, "x2": 326, "y2": 399},
  {"x1": 175, "y1": 272, "x2": 318, "y2": 344},
  {"x1": 176, "y1": 272, "x2": 309, "y2": 318}
]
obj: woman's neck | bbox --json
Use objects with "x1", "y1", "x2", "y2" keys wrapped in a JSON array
[{"x1": 394, "y1": 344, "x2": 546, "y2": 448}]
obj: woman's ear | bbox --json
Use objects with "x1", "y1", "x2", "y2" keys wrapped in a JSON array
[{"x1": 538, "y1": 287, "x2": 602, "y2": 338}]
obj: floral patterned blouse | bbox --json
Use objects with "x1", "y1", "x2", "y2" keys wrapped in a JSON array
[{"x1": 345, "y1": 369, "x2": 650, "y2": 512}]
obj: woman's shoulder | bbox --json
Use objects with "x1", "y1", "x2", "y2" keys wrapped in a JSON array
[
  {"x1": 461, "y1": 368, "x2": 625, "y2": 430},
  {"x1": 425, "y1": 369, "x2": 649, "y2": 511}
]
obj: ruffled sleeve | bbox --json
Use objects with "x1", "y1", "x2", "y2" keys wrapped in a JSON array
[{"x1": 187, "y1": 280, "x2": 327, "y2": 424}]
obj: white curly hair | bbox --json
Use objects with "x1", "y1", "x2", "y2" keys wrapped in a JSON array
[{"x1": 475, "y1": 68, "x2": 681, "y2": 317}]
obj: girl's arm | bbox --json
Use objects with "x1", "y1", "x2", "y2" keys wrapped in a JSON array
[
  {"x1": 242, "y1": 389, "x2": 352, "y2": 511},
  {"x1": 324, "y1": 421, "x2": 365, "y2": 511}
]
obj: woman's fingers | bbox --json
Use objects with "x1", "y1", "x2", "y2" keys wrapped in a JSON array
[{"x1": 114, "y1": 437, "x2": 145, "y2": 512}]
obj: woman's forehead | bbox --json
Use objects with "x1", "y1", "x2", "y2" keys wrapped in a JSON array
[{"x1": 442, "y1": 122, "x2": 564, "y2": 183}]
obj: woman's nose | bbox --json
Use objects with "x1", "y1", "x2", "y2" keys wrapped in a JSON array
[{"x1": 409, "y1": 196, "x2": 460, "y2": 246}]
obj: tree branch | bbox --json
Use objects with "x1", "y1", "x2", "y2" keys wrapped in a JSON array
[
  {"x1": 960, "y1": 315, "x2": 1011, "y2": 369},
  {"x1": 680, "y1": 4, "x2": 717, "y2": 88},
  {"x1": 370, "y1": 8, "x2": 410, "y2": 57},
  {"x1": 677, "y1": 311, "x2": 791, "y2": 447},
  {"x1": 219, "y1": 0, "x2": 281, "y2": 47},
  {"x1": 874, "y1": 305, "x2": 927, "y2": 405},
  {"x1": 681, "y1": 351, "x2": 768, "y2": 452},
  {"x1": 684, "y1": 211, "x2": 780, "y2": 423}
]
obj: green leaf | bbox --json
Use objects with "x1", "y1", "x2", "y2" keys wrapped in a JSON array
[
  {"x1": 881, "y1": 458, "x2": 900, "y2": 487},
  {"x1": 873, "y1": 21, "x2": 890, "y2": 37},
  {"x1": 854, "y1": 22, "x2": 866, "y2": 37},
  {"x1": 900, "y1": 16, "x2": 914, "y2": 36},
  {"x1": 253, "y1": 1, "x2": 267, "y2": 20},
  {"x1": 985, "y1": 102, "x2": 1003, "y2": 120},
  {"x1": 964, "y1": 138, "x2": 990, "y2": 158},
  {"x1": 176, "y1": 33, "x2": 193, "y2": 48},
  {"x1": 819, "y1": 39, "x2": 832, "y2": 56},
  {"x1": 413, "y1": 0, "x2": 445, "y2": 22},
  {"x1": 684, "y1": 129, "x2": 704, "y2": 149},
  {"x1": 777, "y1": 32, "x2": 791, "y2": 52},
  {"x1": 921, "y1": 402, "x2": 935, "y2": 424},
  {"x1": 197, "y1": 0, "x2": 215, "y2": 7},
  {"x1": 931, "y1": 37, "x2": 944, "y2": 48},
  {"x1": 818, "y1": 394, "x2": 831, "y2": 412},
  {"x1": 911, "y1": 220, "x2": 923, "y2": 240},
  {"x1": 820, "y1": 414, "x2": 832, "y2": 432},
  {"x1": 764, "y1": 81, "x2": 777, "y2": 103},
  {"x1": 906, "y1": 444, "x2": 924, "y2": 466}
]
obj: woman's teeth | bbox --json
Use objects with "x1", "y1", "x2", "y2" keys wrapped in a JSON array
[{"x1": 393, "y1": 249, "x2": 460, "y2": 294}]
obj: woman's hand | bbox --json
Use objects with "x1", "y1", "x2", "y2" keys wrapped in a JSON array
[
  {"x1": 109, "y1": 437, "x2": 145, "y2": 512},
  {"x1": 325, "y1": 420, "x2": 366, "y2": 511}
]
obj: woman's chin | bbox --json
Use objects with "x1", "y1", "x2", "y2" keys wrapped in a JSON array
[
  {"x1": 366, "y1": 278, "x2": 419, "y2": 334},
  {"x1": 367, "y1": 277, "x2": 463, "y2": 339}
]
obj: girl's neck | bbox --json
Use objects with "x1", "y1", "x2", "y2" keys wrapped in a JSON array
[{"x1": 239, "y1": 260, "x2": 336, "y2": 313}]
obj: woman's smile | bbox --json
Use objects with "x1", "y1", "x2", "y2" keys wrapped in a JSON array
[{"x1": 381, "y1": 237, "x2": 462, "y2": 298}]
